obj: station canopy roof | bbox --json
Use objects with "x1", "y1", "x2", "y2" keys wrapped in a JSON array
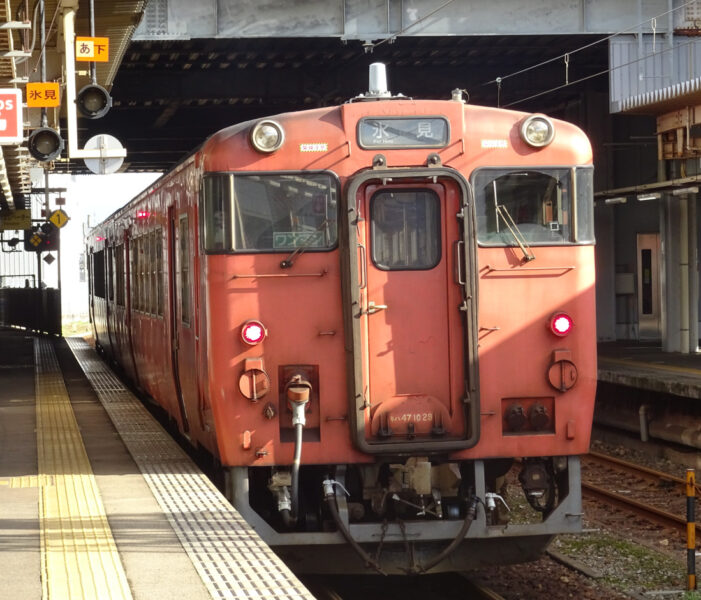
[{"x1": 1, "y1": 1, "x2": 610, "y2": 209}]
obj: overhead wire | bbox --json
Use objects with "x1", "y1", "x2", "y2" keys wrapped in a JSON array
[
  {"x1": 479, "y1": 0, "x2": 697, "y2": 89},
  {"x1": 502, "y1": 34, "x2": 699, "y2": 108}
]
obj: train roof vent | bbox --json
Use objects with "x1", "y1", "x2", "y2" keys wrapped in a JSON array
[{"x1": 349, "y1": 62, "x2": 409, "y2": 103}]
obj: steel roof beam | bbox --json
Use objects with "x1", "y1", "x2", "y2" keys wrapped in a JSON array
[{"x1": 134, "y1": 0, "x2": 669, "y2": 40}]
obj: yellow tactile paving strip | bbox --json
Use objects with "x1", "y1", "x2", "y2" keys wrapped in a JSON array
[
  {"x1": 67, "y1": 337, "x2": 315, "y2": 600},
  {"x1": 34, "y1": 337, "x2": 133, "y2": 600}
]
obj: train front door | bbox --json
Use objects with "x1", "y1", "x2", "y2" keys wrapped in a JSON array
[{"x1": 355, "y1": 178, "x2": 470, "y2": 445}]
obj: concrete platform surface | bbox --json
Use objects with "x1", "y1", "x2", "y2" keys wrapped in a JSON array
[
  {"x1": 0, "y1": 329, "x2": 313, "y2": 600},
  {"x1": 598, "y1": 341, "x2": 701, "y2": 399}
]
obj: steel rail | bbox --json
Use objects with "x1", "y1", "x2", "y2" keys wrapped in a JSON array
[
  {"x1": 582, "y1": 452, "x2": 700, "y2": 535},
  {"x1": 585, "y1": 451, "x2": 699, "y2": 494},
  {"x1": 581, "y1": 481, "x2": 697, "y2": 535}
]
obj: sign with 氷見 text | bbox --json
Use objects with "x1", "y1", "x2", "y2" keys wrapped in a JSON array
[{"x1": 27, "y1": 82, "x2": 60, "y2": 108}]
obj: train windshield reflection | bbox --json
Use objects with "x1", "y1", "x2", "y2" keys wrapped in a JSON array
[
  {"x1": 474, "y1": 167, "x2": 593, "y2": 246},
  {"x1": 202, "y1": 172, "x2": 338, "y2": 253}
]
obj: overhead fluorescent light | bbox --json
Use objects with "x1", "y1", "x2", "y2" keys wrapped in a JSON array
[
  {"x1": 604, "y1": 196, "x2": 627, "y2": 205},
  {"x1": 637, "y1": 192, "x2": 661, "y2": 201},
  {"x1": 672, "y1": 186, "x2": 699, "y2": 196}
]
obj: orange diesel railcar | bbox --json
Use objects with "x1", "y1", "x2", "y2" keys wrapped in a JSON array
[{"x1": 88, "y1": 64, "x2": 596, "y2": 574}]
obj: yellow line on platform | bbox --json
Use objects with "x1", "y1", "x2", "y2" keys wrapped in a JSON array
[
  {"x1": 599, "y1": 356, "x2": 701, "y2": 376},
  {"x1": 35, "y1": 339, "x2": 132, "y2": 600}
]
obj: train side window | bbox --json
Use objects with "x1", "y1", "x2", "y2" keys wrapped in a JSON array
[
  {"x1": 179, "y1": 216, "x2": 190, "y2": 324},
  {"x1": 370, "y1": 189, "x2": 441, "y2": 270},
  {"x1": 92, "y1": 249, "x2": 105, "y2": 299},
  {"x1": 575, "y1": 167, "x2": 595, "y2": 243},
  {"x1": 131, "y1": 237, "x2": 140, "y2": 312},
  {"x1": 107, "y1": 246, "x2": 114, "y2": 301},
  {"x1": 140, "y1": 235, "x2": 149, "y2": 312},
  {"x1": 473, "y1": 168, "x2": 575, "y2": 246},
  {"x1": 149, "y1": 231, "x2": 157, "y2": 315},
  {"x1": 135, "y1": 235, "x2": 147, "y2": 312},
  {"x1": 115, "y1": 243, "x2": 125, "y2": 307},
  {"x1": 201, "y1": 172, "x2": 338, "y2": 253}
]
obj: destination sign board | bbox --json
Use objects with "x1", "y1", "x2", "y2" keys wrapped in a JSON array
[{"x1": 358, "y1": 117, "x2": 449, "y2": 149}]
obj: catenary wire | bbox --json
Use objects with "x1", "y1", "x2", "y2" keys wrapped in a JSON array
[
  {"x1": 501, "y1": 35, "x2": 697, "y2": 108},
  {"x1": 479, "y1": 0, "x2": 697, "y2": 88}
]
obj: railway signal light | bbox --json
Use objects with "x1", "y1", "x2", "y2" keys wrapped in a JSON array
[
  {"x1": 76, "y1": 83, "x2": 112, "y2": 119},
  {"x1": 23, "y1": 223, "x2": 59, "y2": 252},
  {"x1": 28, "y1": 126, "x2": 64, "y2": 162}
]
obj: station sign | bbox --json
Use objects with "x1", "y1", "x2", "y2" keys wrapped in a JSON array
[
  {"x1": 75, "y1": 37, "x2": 109, "y2": 62},
  {"x1": 0, "y1": 209, "x2": 30, "y2": 231},
  {"x1": 0, "y1": 89, "x2": 23, "y2": 145},
  {"x1": 49, "y1": 208, "x2": 69, "y2": 229},
  {"x1": 27, "y1": 82, "x2": 60, "y2": 108}
]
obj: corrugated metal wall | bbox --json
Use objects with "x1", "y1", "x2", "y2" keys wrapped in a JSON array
[{"x1": 610, "y1": 34, "x2": 701, "y2": 113}]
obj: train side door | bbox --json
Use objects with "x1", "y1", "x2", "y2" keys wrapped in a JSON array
[
  {"x1": 168, "y1": 206, "x2": 191, "y2": 433},
  {"x1": 355, "y1": 179, "x2": 470, "y2": 445}
]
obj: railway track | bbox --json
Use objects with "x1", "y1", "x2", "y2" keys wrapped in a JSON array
[{"x1": 581, "y1": 451, "x2": 697, "y2": 536}]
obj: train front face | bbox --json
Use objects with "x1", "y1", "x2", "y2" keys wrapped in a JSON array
[{"x1": 200, "y1": 96, "x2": 595, "y2": 573}]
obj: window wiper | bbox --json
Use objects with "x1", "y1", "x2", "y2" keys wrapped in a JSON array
[
  {"x1": 495, "y1": 205, "x2": 535, "y2": 262},
  {"x1": 280, "y1": 219, "x2": 331, "y2": 269}
]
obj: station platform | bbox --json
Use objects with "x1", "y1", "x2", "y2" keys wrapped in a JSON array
[
  {"x1": 0, "y1": 329, "x2": 313, "y2": 600},
  {"x1": 598, "y1": 341, "x2": 701, "y2": 399}
]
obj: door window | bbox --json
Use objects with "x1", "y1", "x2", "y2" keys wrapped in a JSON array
[{"x1": 370, "y1": 189, "x2": 441, "y2": 270}]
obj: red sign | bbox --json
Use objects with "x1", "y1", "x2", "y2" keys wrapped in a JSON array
[{"x1": 0, "y1": 89, "x2": 22, "y2": 145}]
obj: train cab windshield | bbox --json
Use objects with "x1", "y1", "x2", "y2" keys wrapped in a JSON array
[
  {"x1": 473, "y1": 167, "x2": 594, "y2": 246},
  {"x1": 202, "y1": 172, "x2": 338, "y2": 253}
]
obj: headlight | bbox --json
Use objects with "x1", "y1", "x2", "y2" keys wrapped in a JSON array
[
  {"x1": 250, "y1": 120, "x2": 285, "y2": 153},
  {"x1": 520, "y1": 115, "x2": 555, "y2": 148}
]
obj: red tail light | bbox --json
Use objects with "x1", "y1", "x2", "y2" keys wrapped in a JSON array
[
  {"x1": 241, "y1": 320, "x2": 267, "y2": 345},
  {"x1": 550, "y1": 313, "x2": 573, "y2": 337}
]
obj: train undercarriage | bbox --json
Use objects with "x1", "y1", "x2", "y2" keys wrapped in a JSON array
[{"x1": 224, "y1": 456, "x2": 583, "y2": 574}]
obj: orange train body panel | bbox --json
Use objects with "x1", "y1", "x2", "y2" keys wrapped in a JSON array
[{"x1": 88, "y1": 81, "x2": 596, "y2": 573}]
